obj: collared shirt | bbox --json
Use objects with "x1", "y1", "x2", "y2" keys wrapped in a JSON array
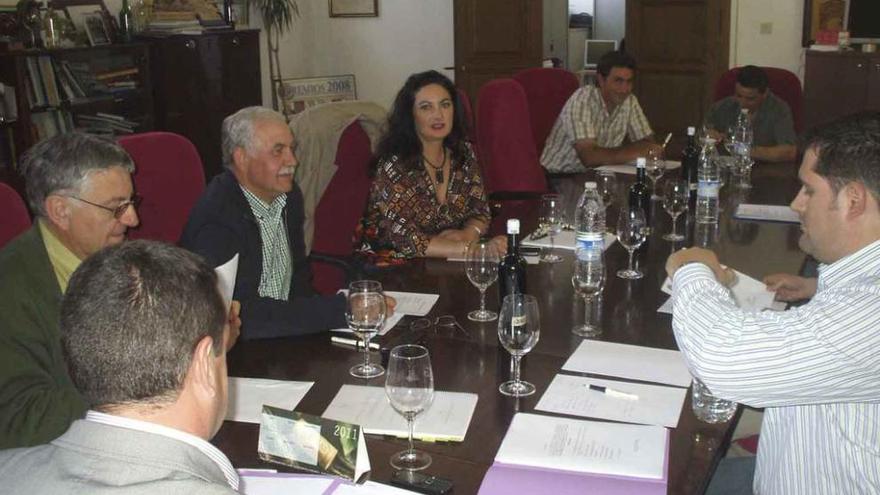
[
  {"x1": 671, "y1": 240, "x2": 880, "y2": 495},
  {"x1": 541, "y1": 85, "x2": 653, "y2": 173},
  {"x1": 240, "y1": 186, "x2": 292, "y2": 300},
  {"x1": 38, "y1": 219, "x2": 80, "y2": 293},
  {"x1": 705, "y1": 92, "x2": 797, "y2": 147},
  {"x1": 85, "y1": 410, "x2": 239, "y2": 491}
]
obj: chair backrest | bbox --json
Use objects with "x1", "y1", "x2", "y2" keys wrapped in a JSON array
[
  {"x1": 713, "y1": 66, "x2": 803, "y2": 134},
  {"x1": 512, "y1": 67, "x2": 580, "y2": 154},
  {"x1": 310, "y1": 120, "x2": 373, "y2": 295},
  {"x1": 118, "y1": 132, "x2": 205, "y2": 243},
  {"x1": 457, "y1": 87, "x2": 476, "y2": 145},
  {"x1": 476, "y1": 78, "x2": 547, "y2": 195},
  {"x1": 0, "y1": 182, "x2": 30, "y2": 249}
]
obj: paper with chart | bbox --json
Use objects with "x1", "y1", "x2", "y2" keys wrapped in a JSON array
[
  {"x1": 734, "y1": 204, "x2": 800, "y2": 223},
  {"x1": 562, "y1": 340, "x2": 692, "y2": 387},
  {"x1": 215, "y1": 253, "x2": 239, "y2": 310},
  {"x1": 535, "y1": 374, "x2": 687, "y2": 428},
  {"x1": 522, "y1": 231, "x2": 617, "y2": 251},
  {"x1": 322, "y1": 385, "x2": 477, "y2": 441},
  {"x1": 225, "y1": 377, "x2": 313, "y2": 424},
  {"x1": 658, "y1": 268, "x2": 786, "y2": 314},
  {"x1": 495, "y1": 413, "x2": 667, "y2": 480},
  {"x1": 595, "y1": 160, "x2": 681, "y2": 175}
]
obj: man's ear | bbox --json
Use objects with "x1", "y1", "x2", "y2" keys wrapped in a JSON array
[
  {"x1": 44, "y1": 195, "x2": 72, "y2": 230},
  {"x1": 190, "y1": 335, "x2": 218, "y2": 398},
  {"x1": 232, "y1": 147, "x2": 248, "y2": 172},
  {"x1": 842, "y1": 181, "x2": 868, "y2": 219}
]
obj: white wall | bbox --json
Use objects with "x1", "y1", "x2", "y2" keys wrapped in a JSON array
[{"x1": 730, "y1": 0, "x2": 806, "y2": 80}]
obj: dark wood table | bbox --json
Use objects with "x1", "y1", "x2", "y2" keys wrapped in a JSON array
[{"x1": 214, "y1": 164, "x2": 804, "y2": 495}]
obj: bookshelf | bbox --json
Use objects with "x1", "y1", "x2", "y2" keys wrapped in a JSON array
[{"x1": 0, "y1": 42, "x2": 153, "y2": 169}]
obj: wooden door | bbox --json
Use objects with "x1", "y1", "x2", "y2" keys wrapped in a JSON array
[
  {"x1": 453, "y1": 0, "x2": 542, "y2": 102},
  {"x1": 625, "y1": 0, "x2": 730, "y2": 141},
  {"x1": 804, "y1": 51, "x2": 869, "y2": 129},
  {"x1": 867, "y1": 55, "x2": 880, "y2": 112}
]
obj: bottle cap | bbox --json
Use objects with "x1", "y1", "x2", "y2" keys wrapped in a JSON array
[
  {"x1": 584, "y1": 181, "x2": 597, "y2": 189},
  {"x1": 506, "y1": 218, "x2": 520, "y2": 235},
  {"x1": 687, "y1": 126, "x2": 695, "y2": 135},
  {"x1": 636, "y1": 157, "x2": 646, "y2": 168}
]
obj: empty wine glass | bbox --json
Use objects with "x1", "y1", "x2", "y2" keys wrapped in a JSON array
[
  {"x1": 616, "y1": 207, "x2": 647, "y2": 279},
  {"x1": 596, "y1": 171, "x2": 616, "y2": 228},
  {"x1": 497, "y1": 294, "x2": 540, "y2": 397},
  {"x1": 539, "y1": 194, "x2": 564, "y2": 263},
  {"x1": 662, "y1": 179, "x2": 688, "y2": 241},
  {"x1": 385, "y1": 344, "x2": 434, "y2": 471},
  {"x1": 571, "y1": 248, "x2": 605, "y2": 337},
  {"x1": 346, "y1": 280, "x2": 386, "y2": 378},
  {"x1": 466, "y1": 239, "x2": 500, "y2": 322},
  {"x1": 646, "y1": 148, "x2": 666, "y2": 200}
]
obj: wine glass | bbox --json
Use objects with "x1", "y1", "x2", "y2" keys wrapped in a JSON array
[
  {"x1": 497, "y1": 294, "x2": 540, "y2": 397},
  {"x1": 385, "y1": 344, "x2": 434, "y2": 471},
  {"x1": 645, "y1": 148, "x2": 666, "y2": 200},
  {"x1": 539, "y1": 194, "x2": 563, "y2": 263},
  {"x1": 346, "y1": 280, "x2": 386, "y2": 378},
  {"x1": 596, "y1": 171, "x2": 616, "y2": 227},
  {"x1": 571, "y1": 248, "x2": 605, "y2": 337},
  {"x1": 662, "y1": 179, "x2": 688, "y2": 241},
  {"x1": 466, "y1": 239, "x2": 500, "y2": 321},
  {"x1": 616, "y1": 208, "x2": 647, "y2": 279}
]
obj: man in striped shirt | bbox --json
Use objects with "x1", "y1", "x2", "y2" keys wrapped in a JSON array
[
  {"x1": 540, "y1": 50, "x2": 663, "y2": 172},
  {"x1": 666, "y1": 112, "x2": 880, "y2": 494}
]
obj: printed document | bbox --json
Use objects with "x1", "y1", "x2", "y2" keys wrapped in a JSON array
[
  {"x1": 562, "y1": 340, "x2": 692, "y2": 387},
  {"x1": 225, "y1": 377, "x2": 313, "y2": 424}
]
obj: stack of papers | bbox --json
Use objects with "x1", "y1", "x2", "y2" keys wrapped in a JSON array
[
  {"x1": 658, "y1": 268, "x2": 787, "y2": 314},
  {"x1": 521, "y1": 231, "x2": 617, "y2": 251},
  {"x1": 734, "y1": 204, "x2": 800, "y2": 223},
  {"x1": 225, "y1": 377, "x2": 313, "y2": 424}
]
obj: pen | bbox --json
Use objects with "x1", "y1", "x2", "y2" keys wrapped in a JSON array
[
  {"x1": 331, "y1": 336, "x2": 380, "y2": 351},
  {"x1": 662, "y1": 132, "x2": 672, "y2": 148},
  {"x1": 589, "y1": 384, "x2": 639, "y2": 401}
]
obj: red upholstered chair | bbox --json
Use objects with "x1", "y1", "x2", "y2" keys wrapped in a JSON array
[
  {"x1": 0, "y1": 182, "x2": 30, "y2": 248},
  {"x1": 512, "y1": 67, "x2": 579, "y2": 154},
  {"x1": 118, "y1": 132, "x2": 205, "y2": 243},
  {"x1": 713, "y1": 67, "x2": 803, "y2": 134},
  {"x1": 476, "y1": 78, "x2": 547, "y2": 195},
  {"x1": 310, "y1": 120, "x2": 373, "y2": 295}
]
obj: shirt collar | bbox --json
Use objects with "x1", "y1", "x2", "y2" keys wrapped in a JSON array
[
  {"x1": 38, "y1": 219, "x2": 81, "y2": 293},
  {"x1": 240, "y1": 186, "x2": 287, "y2": 222},
  {"x1": 85, "y1": 410, "x2": 239, "y2": 491},
  {"x1": 817, "y1": 239, "x2": 880, "y2": 291}
]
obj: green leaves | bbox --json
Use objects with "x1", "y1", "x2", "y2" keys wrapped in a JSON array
[{"x1": 254, "y1": 0, "x2": 299, "y2": 35}]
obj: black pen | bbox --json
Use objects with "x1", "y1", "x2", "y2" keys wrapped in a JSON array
[
  {"x1": 589, "y1": 384, "x2": 639, "y2": 401},
  {"x1": 330, "y1": 336, "x2": 380, "y2": 351}
]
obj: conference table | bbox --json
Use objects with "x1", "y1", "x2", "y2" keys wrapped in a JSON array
[{"x1": 214, "y1": 163, "x2": 804, "y2": 494}]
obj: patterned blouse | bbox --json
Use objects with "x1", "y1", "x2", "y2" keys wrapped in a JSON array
[{"x1": 364, "y1": 144, "x2": 490, "y2": 258}]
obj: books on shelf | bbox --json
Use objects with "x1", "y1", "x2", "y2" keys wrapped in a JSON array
[
  {"x1": 31, "y1": 109, "x2": 74, "y2": 140},
  {"x1": 75, "y1": 112, "x2": 139, "y2": 136},
  {"x1": 22, "y1": 56, "x2": 140, "y2": 109}
]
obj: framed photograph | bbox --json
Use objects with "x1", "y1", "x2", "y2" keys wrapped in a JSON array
[
  {"x1": 275, "y1": 74, "x2": 357, "y2": 119},
  {"x1": 231, "y1": 0, "x2": 249, "y2": 26},
  {"x1": 329, "y1": 0, "x2": 377, "y2": 18},
  {"x1": 82, "y1": 11, "x2": 110, "y2": 45},
  {"x1": 802, "y1": 0, "x2": 848, "y2": 46}
]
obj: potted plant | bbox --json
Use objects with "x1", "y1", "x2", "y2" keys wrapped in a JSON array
[{"x1": 251, "y1": 0, "x2": 298, "y2": 110}]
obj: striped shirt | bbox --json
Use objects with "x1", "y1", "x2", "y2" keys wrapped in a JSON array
[
  {"x1": 86, "y1": 410, "x2": 239, "y2": 490},
  {"x1": 241, "y1": 186, "x2": 292, "y2": 300},
  {"x1": 540, "y1": 85, "x2": 653, "y2": 173},
  {"x1": 671, "y1": 240, "x2": 880, "y2": 495}
]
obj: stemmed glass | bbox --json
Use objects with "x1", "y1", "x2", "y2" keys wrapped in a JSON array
[
  {"x1": 646, "y1": 147, "x2": 666, "y2": 200},
  {"x1": 497, "y1": 294, "x2": 540, "y2": 397},
  {"x1": 346, "y1": 280, "x2": 386, "y2": 378},
  {"x1": 596, "y1": 171, "x2": 616, "y2": 230},
  {"x1": 466, "y1": 239, "x2": 500, "y2": 322},
  {"x1": 385, "y1": 344, "x2": 434, "y2": 471},
  {"x1": 539, "y1": 194, "x2": 564, "y2": 263},
  {"x1": 571, "y1": 249, "x2": 605, "y2": 337},
  {"x1": 616, "y1": 208, "x2": 647, "y2": 279},
  {"x1": 662, "y1": 179, "x2": 689, "y2": 241}
]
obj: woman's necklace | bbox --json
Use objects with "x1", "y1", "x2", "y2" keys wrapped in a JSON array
[{"x1": 422, "y1": 147, "x2": 447, "y2": 184}]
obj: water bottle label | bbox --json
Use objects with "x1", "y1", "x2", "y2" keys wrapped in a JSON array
[
  {"x1": 575, "y1": 236, "x2": 604, "y2": 253},
  {"x1": 697, "y1": 181, "x2": 719, "y2": 198}
]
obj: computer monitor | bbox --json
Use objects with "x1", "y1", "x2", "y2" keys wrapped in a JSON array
[{"x1": 584, "y1": 39, "x2": 618, "y2": 69}]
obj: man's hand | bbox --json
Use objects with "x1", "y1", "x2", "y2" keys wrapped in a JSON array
[
  {"x1": 385, "y1": 295, "x2": 397, "y2": 316},
  {"x1": 763, "y1": 274, "x2": 817, "y2": 302},
  {"x1": 666, "y1": 247, "x2": 736, "y2": 286},
  {"x1": 225, "y1": 300, "x2": 241, "y2": 351},
  {"x1": 489, "y1": 235, "x2": 508, "y2": 256}
]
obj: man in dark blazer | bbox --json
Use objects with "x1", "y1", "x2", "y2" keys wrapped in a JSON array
[{"x1": 0, "y1": 241, "x2": 239, "y2": 493}]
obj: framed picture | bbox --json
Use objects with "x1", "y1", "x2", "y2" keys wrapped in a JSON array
[
  {"x1": 275, "y1": 74, "x2": 357, "y2": 119},
  {"x1": 82, "y1": 11, "x2": 109, "y2": 45},
  {"x1": 231, "y1": 0, "x2": 249, "y2": 26},
  {"x1": 329, "y1": 0, "x2": 377, "y2": 18},
  {"x1": 802, "y1": 0, "x2": 847, "y2": 46}
]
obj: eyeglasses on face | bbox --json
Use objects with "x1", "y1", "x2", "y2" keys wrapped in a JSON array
[{"x1": 65, "y1": 194, "x2": 142, "y2": 219}]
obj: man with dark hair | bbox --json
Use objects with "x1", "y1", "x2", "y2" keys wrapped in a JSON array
[
  {"x1": 0, "y1": 132, "x2": 140, "y2": 448},
  {"x1": 705, "y1": 65, "x2": 797, "y2": 163},
  {"x1": 541, "y1": 50, "x2": 662, "y2": 172},
  {"x1": 0, "y1": 241, "x2": 239, "y2": 493},
  {"x1": 666, "y1": 112, "x2": 880, "y2": 493}
]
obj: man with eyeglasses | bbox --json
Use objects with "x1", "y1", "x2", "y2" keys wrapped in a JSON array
[{"x1": 0, "y1": 132, "x2": 139, "y2": 449}]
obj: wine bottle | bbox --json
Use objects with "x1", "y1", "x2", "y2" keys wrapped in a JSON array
[
  {"x1": 118, "y1": 0, "x2": 134, "y2": 43},
  {"x1": 498, "y1": 218, "x2": 527, "y2": 306},
  {"x1": 629, "y1": 157, "x2": 651, "y2": 221}
]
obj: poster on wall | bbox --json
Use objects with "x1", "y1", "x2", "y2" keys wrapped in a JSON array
[
  {"x1": 329, "y1": 0, "x2": 378, "y2": 17},
  {"x1": 275, "y1": 75, "x2": 357, "y2": 119}
]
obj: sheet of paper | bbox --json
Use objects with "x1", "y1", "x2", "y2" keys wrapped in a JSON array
[
  {"x1": 535, "y1": 374, "x2": 687, "y2": 428},
  {"x1": 323, "y1": 385, "x2": 478, "y2": 441},
  {"x1": 734, "y1": 203, "x2": 800, "y2": 223},
  {"x1": 215, "y1": 253, "x2": 239, "y2": 310},
  {"x1": 595, "y1": 160, "x2": 681, "y2": 175},
  {"x1": 562, "y1": 340, "x2": 692, "y2": 387},
  {"x1": 382, "y1": 291, "x2": 438, "y2": 316},
  {"x1": 522, "y1": 231, "x2": 617, "y2": 252},
  {"x1": 447, "y1": 254, "x2": 540, "y2": 264},
  {"x1": 334, "y1": 481, "x2": 421, "y2": 495},
  {"x1": 660, "y1": 269, "x2": 784, "y2": 312},
  {"x1": 496, "y1": 413, "x2": 667, "y2": 480},
  {"x1": 239, "y1": 472, "x2": 334, "y2": 495},
  {"x1": 225, "y1": 377, "x2": 313, "y2": 424},
  {"x1": 333, "y1": 311, "x2": 404, "y2": 336}
]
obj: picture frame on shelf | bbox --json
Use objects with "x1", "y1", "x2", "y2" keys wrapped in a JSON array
[
  {"x1": 82, "y1": 11, "x2": 110, "y2": 45},
  {"x1": 56, "y1": 0, "x2": 117, "y2": 45},
  {"x1": 231, "y1": 0, "x2": 249, "y2": 27},
  {"x1": 329, "y1": 0, "x2": 377, "y2": 18},
  {"x1": 275, "y1": 74, "x2": 357, "y2": 119}
]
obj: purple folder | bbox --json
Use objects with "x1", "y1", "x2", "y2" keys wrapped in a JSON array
[{"x1": 477, "y1": 429, "x2": 669, "y2": 495}]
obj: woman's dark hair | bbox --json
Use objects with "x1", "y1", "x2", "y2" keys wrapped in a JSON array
[{"x1": 372, "y1": 70, "x2": 470, "y2": 174}]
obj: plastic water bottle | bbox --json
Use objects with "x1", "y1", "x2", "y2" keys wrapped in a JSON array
[
  {"x1": 691, "y1": 378, "x2": 737, "y2": 424},
  {"x1": 696, "y1": 141, "x2": 720, "y2": 224},
  {"x1": 574, "y1": 181, "x2": 605, "y2": 257}
]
